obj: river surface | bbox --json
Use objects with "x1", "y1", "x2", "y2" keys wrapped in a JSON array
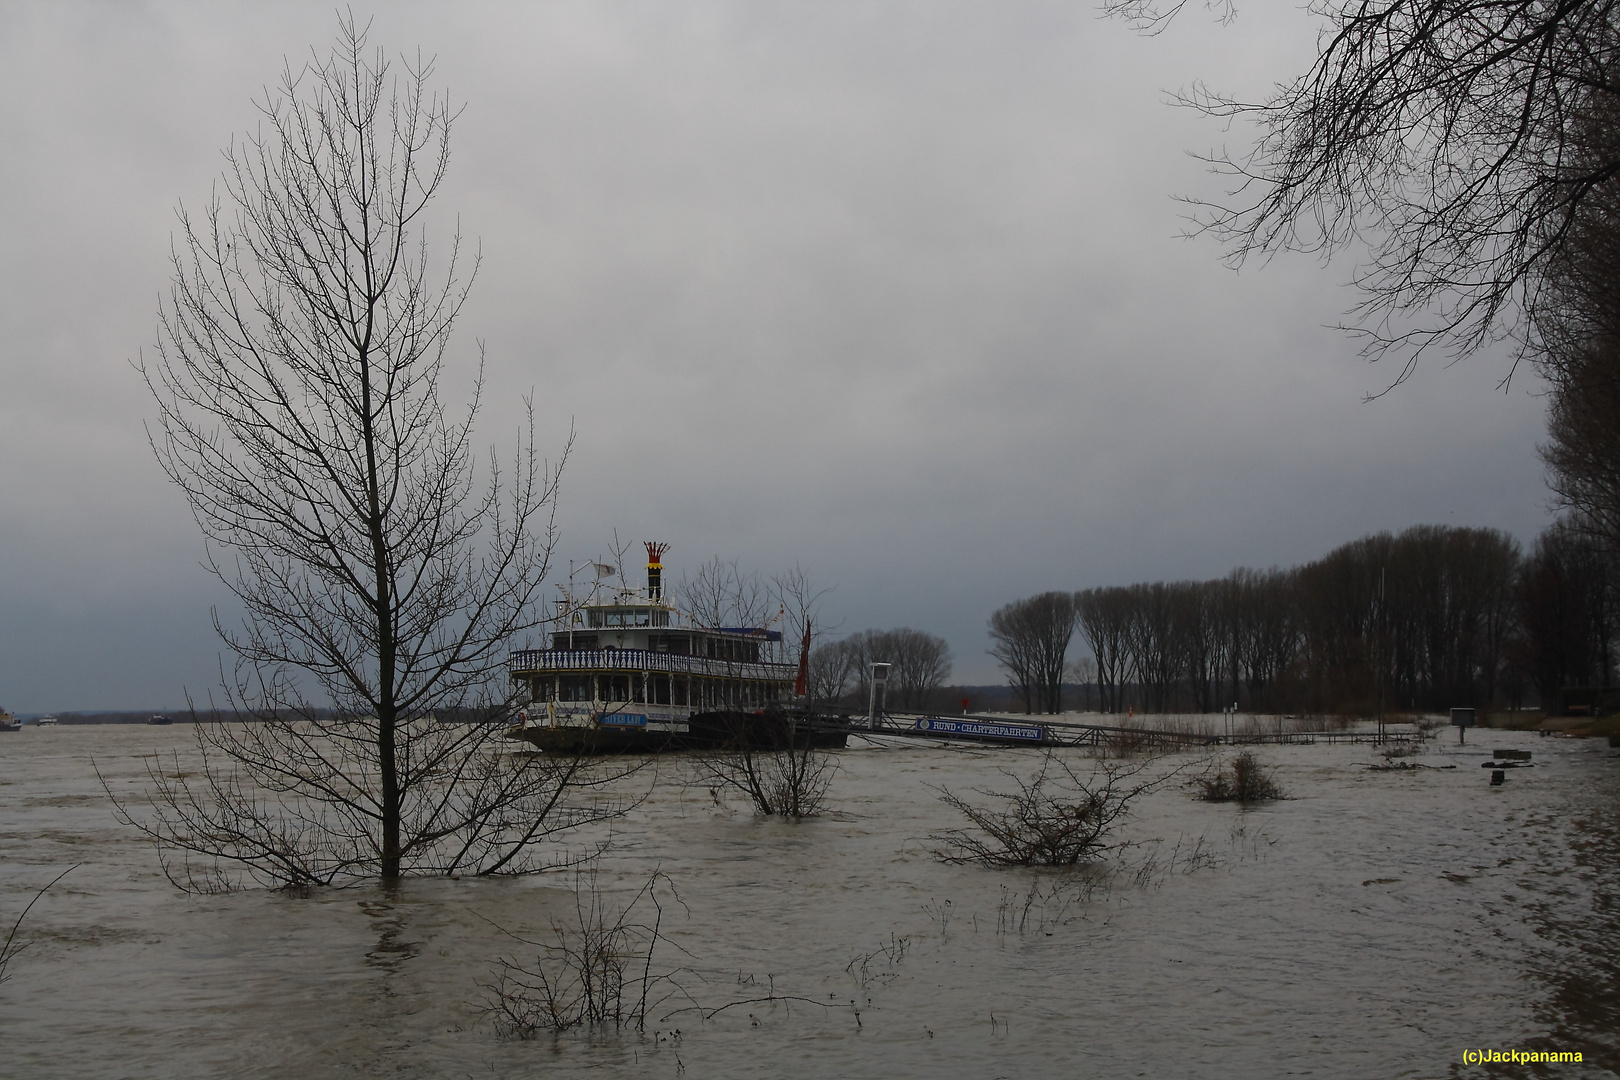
[{"x1": 2, "y1": 724, "x2": 1618, "y2": 1078}]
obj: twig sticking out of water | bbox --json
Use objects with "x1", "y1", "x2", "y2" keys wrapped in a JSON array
[
  {"x1": 0, "y1": 864, "x2": 78, "y2": 984},
  {"x1": 686, "y1": 993, "x2": 855, "y2": 1023},
  {"x1": 845, "y1": 933, "x2": 911, "y2": 990},
  {"x1": 1125, "y1": 834, "x2": 1221, "y2": 889},
  {"x1": 479, "y1": 869, "x2": 686, "y2": 1038}
]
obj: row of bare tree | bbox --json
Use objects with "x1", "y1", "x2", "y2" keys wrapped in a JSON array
[
  {"x1": 806, "y1": 628, "x2": 952, "y2": 712},
  {"x1": 990, "y1": 522, "x2": 1620, "y2": 715}
]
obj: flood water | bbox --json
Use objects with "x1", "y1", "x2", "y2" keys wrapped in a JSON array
[{"x1": 3, "y1": 723, "x2": 1618, "y2": 1078}]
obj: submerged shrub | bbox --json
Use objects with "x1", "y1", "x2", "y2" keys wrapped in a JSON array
[
  {"x1": 930, "y1": 752, "x2": 1174, "y2": 867},
  {"x1": 481, "y1": 871, "x2": 677, "y2": 1038},
  {"x1": 1197, "y1": 751, "x2": 1284, "y2": 803}
]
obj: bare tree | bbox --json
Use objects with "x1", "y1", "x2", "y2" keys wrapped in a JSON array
[
  {"x1": 1069, "y1": 654, "x2": 1098, "y2": 713},
  {"x1": 988, "y1": 592, "x2": 1076, "y2": 714},
  {"x1": 845, "y1": 628, "x2": 953, "y2": 711},
  {"x1": 772, "y1": 564, "x2": 835, "y2": 680},
  {"x1": 1518, "y1": 519, "x2": 1619, "y2": 704},
  {"x1": 689, "y1": 561, "x2": 840, "y2": 818},
  {"x1": 680, "y1": 557, "x2": 774, "y2": 636},
  {"x1": 130, "y1": 18, "x2": 596, "y2": 885},
  {"x1": 1226, "y1": 567, "x2": 1301, "y2": 712},
  {"x1": 887, "y1": 628, "x2": 953, "y2": 711},
  {"x1": 1076, "y1": 587, "x2": 1135, "y2": 714},
  {"x1": 1536, "y1": 107, "x2": 1620, "y2": 547},
  {"x1": 1124, "y1": 583, "x2": 1182, "y2": 713},
  {"x1": 807, "y1": 639, "x2": 858, "y2": 707},
  {"x1": 1172, "y1": 581, "x2": 1224, "y2": 713},
  {"x1": 1110, "y1": 0, "x2": 1620, "y2": 382},
  {"x1": 1543, "y1": 348, "x2": 1620, "y2": 549}
]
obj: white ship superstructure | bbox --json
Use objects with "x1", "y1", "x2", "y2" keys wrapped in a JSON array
[{"x1": 509, "y1": 543, "x2": 795, "y2": 742}]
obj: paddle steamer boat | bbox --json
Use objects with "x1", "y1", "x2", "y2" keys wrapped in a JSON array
[{"x1": 507, "y1": 543, "x2": 840, "y2": 752}]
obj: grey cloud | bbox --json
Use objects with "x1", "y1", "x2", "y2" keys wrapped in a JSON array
[{"x1": 0, "y1": 2, "x2": 1549, "y2": 708}]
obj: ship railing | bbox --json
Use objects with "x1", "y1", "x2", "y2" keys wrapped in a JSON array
[{"x1": 508, "y1": 648, "x2": 794, "y2": 683}]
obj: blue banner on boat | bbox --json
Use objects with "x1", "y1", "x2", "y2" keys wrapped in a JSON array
[
  {"x1": 914, "y1": 717, "x2": 1043, "y2": 741},
  {"x1": 601, "y1": 713, "x2": 648, "y2": 727}
]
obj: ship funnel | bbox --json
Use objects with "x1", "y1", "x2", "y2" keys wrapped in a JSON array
[{"x1": 644, "y1": 541, "x2": 670, "y2": 600}]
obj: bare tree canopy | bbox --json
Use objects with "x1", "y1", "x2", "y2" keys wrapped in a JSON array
[
  {"x1": 1056, "y1": 524, "x2": 1532, "y2": 715},
  {"x1": 807, "y1": 639, "x2": 859, "y2": 706},
  {"x1": 845, "y1": 628, "x2": 953, "y2": 711},
  {"x1": 988, "y1": 592, "x2": 1077, "y2": 714},
  {"x1": 1076, "y1": 586, "x2": 1136, "y2": 714},
  {"x1": 1534, "y1": 106, "x2": 1620, "y2": 544},
  {"x1": 1517, "y1": 519, "x2": 1618, "y2": 701},
  {"x1": 131, "y1": 17, "x2": 582, "y2": 885},
  {"x1": 1114, "y1": 0, "x2": 1620, "y2": 381},
  {"x1": 679, "y1": 557, "x2": 774, "y2": 633}
]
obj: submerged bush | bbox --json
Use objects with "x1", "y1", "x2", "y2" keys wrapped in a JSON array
[
  {"x1": 1196, "y1": 751, "x2": 1284, "y2": 803},
  {"x1": 930, "y1": 753, "x2": 1174, "y2": 867},
  {"x1": 481, "y1": 871, "x2": 677, "y2": 1038}
]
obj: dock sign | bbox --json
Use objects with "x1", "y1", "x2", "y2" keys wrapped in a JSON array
[{"x1": 914, "y1": 717, "x2": 1044, "y2": 742}]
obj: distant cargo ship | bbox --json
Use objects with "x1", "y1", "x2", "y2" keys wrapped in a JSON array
[{"x1": 506, "y1": 542, "x2": 843, "y2": 754}]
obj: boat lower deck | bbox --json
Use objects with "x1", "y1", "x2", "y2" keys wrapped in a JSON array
[{"x1": 506, "y1": 710, "x2": 851, "y2": 754}]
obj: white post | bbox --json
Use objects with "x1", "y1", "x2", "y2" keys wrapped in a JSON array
[{"x1": 868, "y1": 662, "x2": 891, "y2": 731}]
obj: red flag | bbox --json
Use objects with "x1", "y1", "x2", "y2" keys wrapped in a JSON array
[{"x1": 794, "y1": 619, "x2": 811, "y2": 697}]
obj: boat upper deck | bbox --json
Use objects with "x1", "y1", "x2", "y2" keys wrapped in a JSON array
[
  {"x1": 510, "y1": 542, "x2": 793, "y2": 684},
  {"x1": 509, "y1": 646, "x2": 793, "y2": 682}
]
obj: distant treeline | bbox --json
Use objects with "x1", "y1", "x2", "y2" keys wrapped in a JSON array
[
  {"x1": 807, "y1": 628, "x2": 954, "y2": 712},
  {"x1": 988, "y1": 521, "x2": 1619, "y2": 716}
]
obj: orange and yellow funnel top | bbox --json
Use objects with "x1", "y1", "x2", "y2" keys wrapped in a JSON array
[{"x1": 644, "y1": 541, "x2": 669, "y2": 599}]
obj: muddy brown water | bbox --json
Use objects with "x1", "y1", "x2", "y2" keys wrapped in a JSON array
[{"x1": 2, "y1": 725, "x2": 1617, "y2": 1078}]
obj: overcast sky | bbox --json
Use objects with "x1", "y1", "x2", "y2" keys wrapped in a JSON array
[{"x1": 0, "y1": 2, "x2": 1553, "y2": 711}]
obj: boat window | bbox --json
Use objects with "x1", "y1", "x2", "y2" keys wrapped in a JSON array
[{"x1": 587, "y1": 607, "x2": 667, "y2": 629}]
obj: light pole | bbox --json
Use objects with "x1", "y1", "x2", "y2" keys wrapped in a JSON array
[{"x1": 867, "y1": 662, "x2": 891, "y2": 731}]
